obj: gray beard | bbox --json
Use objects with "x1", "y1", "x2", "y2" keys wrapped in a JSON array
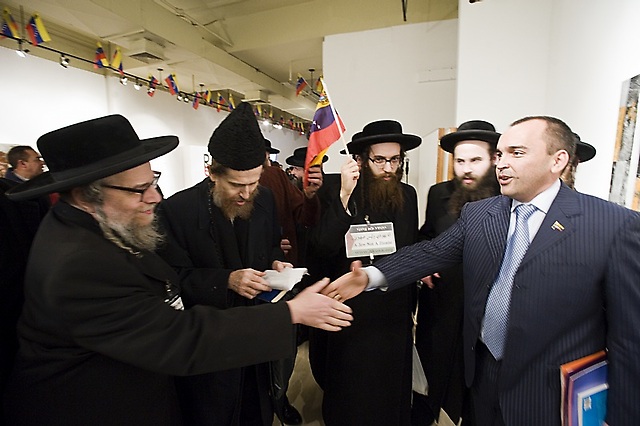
[{"x1": 95, "y1": 207, "x2": 164, "y2": 253}]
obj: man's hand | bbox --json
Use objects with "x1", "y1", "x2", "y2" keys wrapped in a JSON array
[
  {"x1": 272, "y1": 260, "x2": 293, "y2": 272},
  {"x1": 420, "y1": 272, "x2": 441, "y2": 289},
  {"x1": 304, "y1": 165, "x2": 324, "y2": 199},
  {"x1": 286, "y1": 278, "x2": 353, "y2": 331},
  {"x1": 321, "y1": 260, "x2": 368, "y2": 301},
  {"x1": 228, "y1": 268, "x2": 272, "y2": 299},
  {"x1": 340, "y1": 158, "x2": 360, "y2": 209},
  {"x1": 280, "y1": 238, "x2": 292, "y2": 255}
]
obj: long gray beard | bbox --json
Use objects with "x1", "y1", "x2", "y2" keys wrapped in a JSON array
[{"x1": 95, "y1": 207, "x2": 164, "y2": 254}]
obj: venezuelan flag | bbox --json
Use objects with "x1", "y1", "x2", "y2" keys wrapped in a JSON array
[
  {"x1": 204, "y1": 90, "x2": 212, "y2": 105},
  {"x1": 295, "y1": 74, "x2": 308, "y2": 96},
  {"x1": 25, "y1": 14, "x2": 51, "y2": 45},
  {"x1": 111, "y1": 47, "x2": 123, "y2": 75},
  {"x1": 1, "y1": 8, "x2": 19, "y2": 38},
  {"x1": 192, "y1": 92, "x2": 200, "y2": 110},
  {"x1": 217, "y1": 93, "x2": 225, "y2": 112},
  {"x1": 305, "y1": 91, "x2": 345, "y2": 171},
  {"x1": 228, "y1": 94, "x2": 235, "y2": 111},
  {"x1": 165, "y1": 74, "x2": 179, "y2": 95},
  {"x1": 147, "y1": 75, "x2": 159, "y2": 97},
  {"x1": 94, "y1": 42, "x2": 109, "y2": 69}
]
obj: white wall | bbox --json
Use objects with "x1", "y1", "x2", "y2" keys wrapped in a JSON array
[
  {"x1": 323, "y1": 20, "x2": 459, "y2": 224},
  {"x1": 457, "y1": 0, "x2": 640, "y2": 199},
  {"x1": 0, "y1": 46, "x2": 307, "y2": 197}
]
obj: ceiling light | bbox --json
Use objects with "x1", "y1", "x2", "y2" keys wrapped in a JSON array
[
  {"x1": 273, "y1": 123, "x2": 283, "y2": 130},
  {"x1": 177, "y1": 94, "x2": 183, "y2": 101},
  {"x1": 134, "y1": 79, "x2": 141, "y2": 90},
  {"x1": 183, "y1": 95, "x2": 189, "y2": 103},
  {"x1": 119, "y1": 76, "x2": 128, "y2": 86},
  {"x1": 262, "y1": 119, "x2": 270, "y2": 127},
  {"x1": 147, "y1": 87, "x2": 156, "y2": 95},
  {"x1": 59, "y1": 54, "x2": 70, "y2": 68}
]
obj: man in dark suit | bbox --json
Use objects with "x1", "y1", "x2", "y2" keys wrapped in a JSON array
[
  {"x1": 324, "y1": 116, "x2": 640, "y2": 426},
  {"x1": 412, "y1": 120, "x2": 501, "y2": 426},
  {"x1": 158, "y1": 103, "x2": 304, "y2": 426},
  {"x1": 3, "y1": 114, "x2": 353, "y2": 426}
]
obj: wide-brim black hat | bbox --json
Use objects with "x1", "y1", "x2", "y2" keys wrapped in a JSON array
[
  {"x1": 264, "y1": 138, "x2": 280, "y2": 154},
  {"x1": 573, "y1": 133, "x2": 596, "y2": 162},
  {"x1": 286, "y1": 147, "x2": 328, "y2": 167},
  {"x1": 208, "y1": 103, "x2": 266, "y2": 170},
  {"x1": 346, "y1": 120, "x2": 421, "y2": 154},
  {"x1": 6, "y1": 114, "x2": 178, "y2": 201},
  {"x1": 439, "y1": 120, "x2": 500, "y2": 154}
]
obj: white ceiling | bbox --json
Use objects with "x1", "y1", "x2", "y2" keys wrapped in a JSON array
[{"x1": 2, "y1": 0, "x2": 458, "y2": 120}]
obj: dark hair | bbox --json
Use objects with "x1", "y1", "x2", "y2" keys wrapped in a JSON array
[
  {"x1": 7, "y1": 145, "x2": 36, "y2": 168},
  {"x1": 511, "y1": 116, "x2": 576, "y2": 158},
  {"x1": 208, "y1": 159, "x2": 230, "y2": 177}
]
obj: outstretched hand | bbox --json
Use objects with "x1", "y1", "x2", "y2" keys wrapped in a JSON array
[
  {"x1": 321, "y1": 260, "x2": 368, "y2": 302},
  {"x1": 286, "y1": 278, "x2": 354, "y2": 332}
]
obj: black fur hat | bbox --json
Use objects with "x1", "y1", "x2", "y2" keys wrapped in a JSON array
[{"x1": 208, "y1": 102, "x2": 266, "y2": 170}]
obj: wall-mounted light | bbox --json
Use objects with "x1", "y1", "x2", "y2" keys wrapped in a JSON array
[
  {"x1": 183, "y1": 95, "x2": 189, "y2": 103},
  {"x1": 273, "y1": 123, "x2": 283, "y2": 130},
  {"x1": 262, "y1": 119, "x2": 271, "y2": 127},
  {"x1": 119, "y1": 76, "x2": 128, "y2": 86},
  {"x1": 177, "y1": 94, "x2": 183, "y2": 101},
  {"x1": 134, "y1": 79, "x2": 141, "y2": 90},
  {"x1": 59, "y1": 53, "x2": 70, "y2": 68}
]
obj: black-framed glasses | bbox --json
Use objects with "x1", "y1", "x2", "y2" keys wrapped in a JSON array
[
  {"x1": 368, "y1": 155, "x2": 402, "y2": 168},
  {"x1": 101, "y1": 171, "x2": 161, "y2": 201}
]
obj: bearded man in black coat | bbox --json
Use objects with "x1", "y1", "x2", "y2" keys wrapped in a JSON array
[
  {"x1": 412, "y1": 120, "x2": 501, "y2": 426},
  {"x1": 307, "y1": 120, "x2": 421, "y2": 426}
]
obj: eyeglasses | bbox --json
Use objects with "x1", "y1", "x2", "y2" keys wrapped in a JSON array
[
  {"x1": 368, "y1": 155, "x2": 402, "y2": 168},
  {"x1": 102, "y1": 171, "x2": 161, "y2": 201}
]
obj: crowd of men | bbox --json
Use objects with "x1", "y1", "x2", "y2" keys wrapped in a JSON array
[{"x1": 1, "y1": 104, "x2": 638, "y2": 426}]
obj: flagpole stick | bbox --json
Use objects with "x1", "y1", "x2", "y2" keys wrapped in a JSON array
[{"x1": 320, "y1": 78, "x2": 350, "y2": 156}]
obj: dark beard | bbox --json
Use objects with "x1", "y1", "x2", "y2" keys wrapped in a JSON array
[
  {"x1": 211, "y1": 184, "x2": 258, "y2": 221},
  {"x1": 360, "y1": 164, "x2": 405, "y2": 214},
  {"x1": 95, "y1": 208, "x2": 164, "y2": 253},
  {"x1": 448, "y1": 167, "x2": 500, "y2": 217}
]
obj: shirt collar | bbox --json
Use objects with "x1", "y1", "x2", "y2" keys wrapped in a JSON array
[{"x1": 511, "y1": 179, "x2": 560, "y2": 214}]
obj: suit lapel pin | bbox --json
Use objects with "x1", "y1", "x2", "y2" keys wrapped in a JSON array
[{"x1": 551, "y1": 221, "x2": 565, "y2": 231}]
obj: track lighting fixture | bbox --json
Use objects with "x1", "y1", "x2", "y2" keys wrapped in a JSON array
[
  {"x1": 134, "y1": 79, "x2": 141, "y2": 90},
  {"x1": 59, "y1": 53, "x2": 69, "y2": 68},
  {"x1": 119, "y1": 76, "x2": 128, "y2": 86},
  {"x1": 16, "y1": 39, "x2": 28, "y2": 58}
]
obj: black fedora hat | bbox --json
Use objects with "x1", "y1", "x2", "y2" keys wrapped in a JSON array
[
  {"x1": 346, "y1": 120, "x2": 421, "y2": 154},
  {"x1": 6, "y1": 114, "x2": 178, "y2": 201},
  {"x1": 439, "y1": 120, "x2": 500, "y2": 154},
  {"x1": 573, "y1": 133, "x2": 596, "y2": 162},
  {"x1": 286, "y1": 147, "x2": 328, "y2": 167},
  {"x1": 264, "y1": 139, "x2": 280, "y2": 154}
]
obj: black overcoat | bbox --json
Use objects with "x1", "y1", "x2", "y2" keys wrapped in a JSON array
[{"x1": 3, "y1": 201, "x2": 294, "y2": 426}]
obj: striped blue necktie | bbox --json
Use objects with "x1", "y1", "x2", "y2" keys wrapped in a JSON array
[{"x1": 482, "y1": 203, "x2": 538, "y2": 360}]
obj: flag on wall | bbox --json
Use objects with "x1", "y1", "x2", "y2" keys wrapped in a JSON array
[
  {"x1": 25, "y1": 13, "x2": 51, "y2": 45},
  {"x1": 217, "y1": 92, "x2": 225, "y2": 112},
  {"x1": 295, "y1": 74, "x2": 308, "y2": 96},
  {"x1": 1, "y1": 8, "x2": 19, "y2": 39},
  {"x1": 165, "y1": 73, "x2": 179, "y2": 95},
  {"x1": 94, "y1": 42, "x2": 109, "y2": 68},
  {"x1": 204, "y1": 90, "x2": 212, "y2": 105},
  {"x1": 111, "y1": 47, "x2": 123, "y2": 75},
  {"x1": 305, "y1": 90, "x2": 346, "y2": 174},
  {"x1": 314, "y1": 77, "x2": 323, "y2": 94}
]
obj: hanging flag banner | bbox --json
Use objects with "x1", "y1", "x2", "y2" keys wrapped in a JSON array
[
  {"x1": 26, "y1": 13, "x2": 51, "y2": 45},
  {"x1": 217, "y1": 92, "x2": 225, "y2": 112},
  {"x1": 165, "y1": 73, "x2": 179, "y2": 95},
  {"x1": 192, "y1": 92, "x2": 201, "y2": 110},
  {"x1": 111, "y1": 47, "x2": 123, "y2": 75},
  {"x1": 148, "y1": 75, "x2": 158, "y2": 97},
  {"x1": 1, "y1": 8, "x2": 19, "y2": 39},
  {"x1": 295, "y1": 74, "x2": 308, "y2": 96},
  {"x1": 94, "y1": 42, "x2": 109, "y2": 69}
]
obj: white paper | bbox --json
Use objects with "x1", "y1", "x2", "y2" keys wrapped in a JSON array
[{"x1": 264, "y1": 267, "x2": 308, "y2": 291}]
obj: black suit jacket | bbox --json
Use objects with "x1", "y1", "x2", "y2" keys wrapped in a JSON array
[{"x1": 375, "y1": 183, "x2": 640, "y2": 425}]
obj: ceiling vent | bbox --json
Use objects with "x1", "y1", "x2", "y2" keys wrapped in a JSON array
[
  {"x1": 243, "y1": 90, "x2": 270, "y2": 104},
  {"x1": 126, "y1": 38, "x2": 165, "y2": 63}
]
